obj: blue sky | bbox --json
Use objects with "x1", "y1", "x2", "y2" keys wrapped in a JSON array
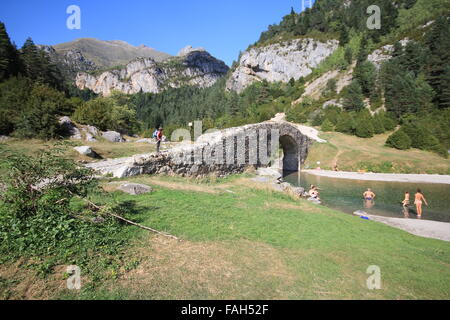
[{"x1": 0, "y1": 0, "x2": 314, "y2": 66}]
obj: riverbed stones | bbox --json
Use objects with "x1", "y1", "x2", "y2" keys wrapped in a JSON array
[{"x1": 117, "y1": 183, "x2": 153, "y2": 195}]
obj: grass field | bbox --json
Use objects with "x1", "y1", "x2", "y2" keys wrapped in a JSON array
[
  {"x1": 305, "y1": 131, "x2": 450, "y2": 175},
  {"x1": 1, "y1": 174, "x2": 448, "y2": 300}
]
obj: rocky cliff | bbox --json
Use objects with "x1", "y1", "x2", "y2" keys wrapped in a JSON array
[
  {"x1": 75, "y1": 46, "x2": 229, "y2": 96},
  {"x1": 226, "y1": 38, "x2": 339, "y2": 93}
]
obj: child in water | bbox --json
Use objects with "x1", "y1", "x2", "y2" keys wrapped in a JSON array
[{"x1": 402, "y1": 192, "x2": 410, "y2": 207}]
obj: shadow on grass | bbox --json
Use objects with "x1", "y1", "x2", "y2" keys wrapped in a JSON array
[{"x1": 114, "y1": 200, "x2": 161, "y2": 224}]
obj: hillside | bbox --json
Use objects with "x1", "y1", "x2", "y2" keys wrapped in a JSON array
[
  {"x1": 52, "y1": 38, "x2": 171, "y2": 68},
  {"x1": 306, "y1": 131, "x2": 450, "y2": 174}
]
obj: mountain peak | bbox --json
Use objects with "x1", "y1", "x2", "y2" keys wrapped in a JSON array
[{"x1": 178, "y1": 45, "x2": 206, "y2": 57}]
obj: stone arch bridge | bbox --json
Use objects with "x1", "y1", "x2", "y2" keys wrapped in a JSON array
[{"x1": 87, "y1": 120, "x2": 324, "y2": 178}]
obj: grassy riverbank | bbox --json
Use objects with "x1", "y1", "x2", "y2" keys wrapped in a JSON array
[
  {"x1": 305, "y1": 132, "x2": 450, "y2": 175},
  {"x1": 1, "y1": 174, "x2": 449, "y2": 300}
]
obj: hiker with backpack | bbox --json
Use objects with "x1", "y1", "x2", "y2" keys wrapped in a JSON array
[{"x1": 155, "y1": 127, "x2": 163, "y2": 153}]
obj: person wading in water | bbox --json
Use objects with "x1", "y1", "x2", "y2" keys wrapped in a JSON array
[
  {"x1": 414, "y1": 189, "x2": 428, "y2": 219},
  {"x1": 363, "y1": 188, "x2": 376, "y2": 209}
]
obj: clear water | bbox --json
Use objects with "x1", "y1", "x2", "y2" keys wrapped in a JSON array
[{"x1": 284, "y1": 172, "x2": 450, "y2": 223}]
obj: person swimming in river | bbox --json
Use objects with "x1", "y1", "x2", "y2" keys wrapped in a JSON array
[{"x1": 414, "y1": 189, "x2": 428, "y2": 218}]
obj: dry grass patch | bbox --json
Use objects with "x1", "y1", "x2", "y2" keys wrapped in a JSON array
[
  {"x1": 114, "y1": 236, "x2": 298, "y2": 299},
  {"x1": 0, "y1": 260, "x2": 67, "y2": 300}
]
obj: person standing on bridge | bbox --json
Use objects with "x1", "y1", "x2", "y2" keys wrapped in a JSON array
[{"x1": 156, "y1": 127, "x2": 163, "y2": 154}]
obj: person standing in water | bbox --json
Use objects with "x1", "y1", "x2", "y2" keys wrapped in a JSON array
[
  {"x1": 402, "y1": 191, "x2": 410, "y2": 207},
  {"x1": 363, "y1": 188, "x2": 376, "y2": 201},
  {"x1": 414, "y1": 189, "x2": 428, "y2": 218},
  {"x1": 402, "y1": 191, "x2": 410, "y2": 218},
  {"x1": 363, "y1": 188, "x2": 376, "y2": 209}
]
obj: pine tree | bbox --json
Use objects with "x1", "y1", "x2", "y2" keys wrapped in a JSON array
[
  {"x1": 354, "y1": 61, "x2": 377, "y2": 97},
  {"x1": 424, "y1": 17, "x2": 450, "y2": 109},
  {"x1": 342, "y1": 81, "x2": 365, "y2": 112},
  {"x1": 0, "y1": 22, "x2": 20, "y2": 81}
]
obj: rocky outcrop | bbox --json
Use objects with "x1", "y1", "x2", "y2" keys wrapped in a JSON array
[
  {"x1": 226, "y1": 38, "x2": 339, "y2": 93},
  {"x1": 76, "y1": 48, "x2": 229, "y2": 96},
  {"x1": 368, "y1": 39, "x2": 410, "y2": 69},
  {"x1": 40, "y1": 45, "x2": 97, "y2": 80}
]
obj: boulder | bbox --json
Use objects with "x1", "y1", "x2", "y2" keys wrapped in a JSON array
[
  {"x1": 113, "y1": 165, "x2": 143, "y2": 178},
  {"x1": 0, "y1": 135, "x2": 10, "y2": 142},
  {"x1": 86, "y1": 125, "x2": 100, "y2": 137},
  {"x1": 59, "y1": 116, "x2": 82, "y2": 140},
  {"x1": 84, "y1": 133, "x2": 97, "y2": 142},
  {"x1": 117, "y1": 183, "x2": 153, "y2": 195},
  {"x1": 74, "y1": 146, "x2": 99, "y2": 158},
  {"x1": 102, "y1": 131, "x2": 125, "y2": 143}
]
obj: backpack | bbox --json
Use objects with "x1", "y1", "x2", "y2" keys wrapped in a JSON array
[{"x1": 152, "y1": 130, "x2": 158, "y2": 138}]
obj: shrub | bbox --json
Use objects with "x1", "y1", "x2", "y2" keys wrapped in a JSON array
[
  {"x1": 0, "y1": 143, "x2": 127, "y2": 263},
  {"x1": 73, "y1": 98, "x2": 114, "y2": 131},
  {"x1": 372, "y1": 115, "x2": 386, "y2": 134},
  {"x1": 321, "y1": 119, "x2": 334, "y2": 132},
  {"x1": 355, "y1": 118, "x2": 374, "y2": 138},
  {"x1": 74, "y1": 97, "x2": 140, "y2": 134},
  {"x1": 381, "y1": 114, "x2": 397, "y2": 131},
  {"x1": 286, "y1": 106, "x2": 308, "y2": 123},
  {"x1": 14, "y1": 86, "x2": 64, "y2": 140},
  {"x1": 386, "y1": 130, "x2": 412, "y2": 150},
  {"x1": 335, "y1": 113, "x2": 355, "y2": 134}
]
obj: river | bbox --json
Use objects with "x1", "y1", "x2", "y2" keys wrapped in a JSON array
[{"x1": 284, "y1": 172, "x2": 450, "y2": 223}]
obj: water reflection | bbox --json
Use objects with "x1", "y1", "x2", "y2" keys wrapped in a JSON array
[{"x1": 283, "y1": 171, "x2": 450, "y2": 223}]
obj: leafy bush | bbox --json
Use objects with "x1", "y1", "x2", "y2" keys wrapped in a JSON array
[
  {"x1": 335, "y1": 113, "x2": 355, "y2": 134},
  {"x1": 0, "y1": 144, "x2": 126, "y2": 264},
  {"x1": 386, "y1": 130, "x2": 412, "y2": 150},
  {"x1": 321, "y1": 119, "x2": 334, "y2": 132},
  {"x1": 286, "y1": 106, "x2": 308, "y2": 123},
  {"x1": 372, "y1": 115, "x2": 386, "y2": 134},
  {"x1": 73, "y1": 96, "x2": 140, "y2": 134},
  {"x1": 354, "y1": 118, "x2": 374, "y2": 138}
]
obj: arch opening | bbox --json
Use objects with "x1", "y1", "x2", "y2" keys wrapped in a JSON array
[{"x1": 279, "y1": 135, "x2": 299, "y2": 173}]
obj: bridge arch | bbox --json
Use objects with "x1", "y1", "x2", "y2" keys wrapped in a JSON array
[{"x1": 87, "y1": 121, "x2": 318, "y2": 178}]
